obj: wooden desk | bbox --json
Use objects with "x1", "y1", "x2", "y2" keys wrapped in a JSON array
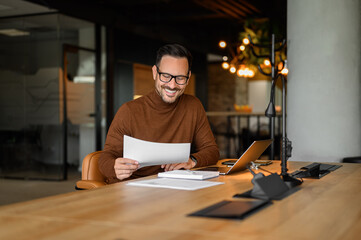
[{"x1": 0, "y1": 161, "x2": 360, "y2": 240}]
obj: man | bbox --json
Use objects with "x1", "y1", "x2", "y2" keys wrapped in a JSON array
[{"x1": 99, "y1": 43, "x2": 219, "y2": 184}]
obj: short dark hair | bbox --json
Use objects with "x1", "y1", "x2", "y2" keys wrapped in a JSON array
[{"x1": 155, "y1": 43, "x2": 193, "y2": 71}]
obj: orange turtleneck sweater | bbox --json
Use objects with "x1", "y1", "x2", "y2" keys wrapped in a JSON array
[{"x1": 99, "y1": 90, "x2": 219, "y2": 184}]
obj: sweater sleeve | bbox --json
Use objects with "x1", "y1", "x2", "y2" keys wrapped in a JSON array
[
  {"x1": 190, "y1": 100, "x2": 220, "y2": 168},
  {"x1": 98, "y1": 105, "x2": 131, "y2": 184}
]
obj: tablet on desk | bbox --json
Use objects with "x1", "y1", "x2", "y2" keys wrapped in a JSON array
[
  {"x1": 198, "y1": 139, "x2": 272, "y2": 175},
  {"x1": 189, "y1": 199, "x2": 271, "y2": 219}
]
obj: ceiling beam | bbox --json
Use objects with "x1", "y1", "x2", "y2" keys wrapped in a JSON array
[
  {"x1": 194, "y1": 0, "x2": 244, "y2": 21},
  {"x1": 214, "y1": 0, "x2": 248, "y2": 18}
]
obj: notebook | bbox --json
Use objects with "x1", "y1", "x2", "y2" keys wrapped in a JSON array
[
  {"x1": 198, "y1": 139, "x2": 272, "y2": 175},
  {"x1": 158, "y1": 170, "x2": 219, "y2": 180}
]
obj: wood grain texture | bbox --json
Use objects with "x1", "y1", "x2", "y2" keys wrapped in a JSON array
[{"x1": 0, "y1": 161, "x2": 360, "y2": 240}]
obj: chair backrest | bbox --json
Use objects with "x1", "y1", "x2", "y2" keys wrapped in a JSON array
[{"x1": 81, "y1": 151, "x2": 106, "y2": 182}]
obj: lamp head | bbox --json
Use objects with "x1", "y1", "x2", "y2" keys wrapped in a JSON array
[{"x1": 265, "y1": 101, "x2": 276, "y2": 117}]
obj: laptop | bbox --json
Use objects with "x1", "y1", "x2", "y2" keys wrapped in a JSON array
[{"x1": 198, "y1": 139, "x2": 273, "y2": 175}]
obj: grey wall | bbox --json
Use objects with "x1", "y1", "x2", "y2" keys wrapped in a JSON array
[{"x1": 287, "y1": 0, "x2": 361, "y2": 162}]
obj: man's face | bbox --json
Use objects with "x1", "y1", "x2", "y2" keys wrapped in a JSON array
[{"x1": 152, "y1": 55, "x2": 191, "y2": 104}]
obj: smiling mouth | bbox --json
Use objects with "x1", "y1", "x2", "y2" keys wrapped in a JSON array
[{"x1": 164, "y1": 88, "x2": 178, "y2": 96}]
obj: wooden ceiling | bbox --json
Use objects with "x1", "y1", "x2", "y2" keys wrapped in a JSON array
[
  {"x1": 193, "y1": 0, "x2": 261, "y2": 21},
  {"x1": 25, "y1": 0, "x2": 286, "y2": 54}
]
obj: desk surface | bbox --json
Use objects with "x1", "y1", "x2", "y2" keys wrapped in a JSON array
[{"x1": 0, "y1": 161, "x2": 360, "y2": 240}]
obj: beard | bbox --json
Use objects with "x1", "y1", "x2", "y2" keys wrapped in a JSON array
[{"x1": 156, "y1": 85, "x2": 183, "y2": 104}]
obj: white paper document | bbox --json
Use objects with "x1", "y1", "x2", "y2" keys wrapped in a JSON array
[
  {"x1": 158, "y1": 170, "x2": 220, "y2": 180},
  {"x1": 123, "y1": 135, "x2": 191, "y2": 168},
  {"x1": 127, "y1": 178, "x2": 224, "y2": 191}
]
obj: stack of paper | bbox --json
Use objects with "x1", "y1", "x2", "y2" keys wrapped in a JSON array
[
  {"x1": 158, "y1": 170, "x2": 219, "y2": 180},
  {"x1": 123, "y1": 135, "x2": 190, "y2": 168},
  {"x1": 127, "y1": 178, "x2": 223, "y2": 191}
]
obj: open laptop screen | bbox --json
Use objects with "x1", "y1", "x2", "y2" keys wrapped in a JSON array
[{"x1": 197, "y1": 139, "x2": 272, "y2": 175}]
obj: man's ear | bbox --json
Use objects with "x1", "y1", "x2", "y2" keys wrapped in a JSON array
[
  {"x1": 187, "y1": 71, "x2": 192, "y2": 85},
  {"x1": 152, "y1": 65, "x2": 157, "y2": 80}
]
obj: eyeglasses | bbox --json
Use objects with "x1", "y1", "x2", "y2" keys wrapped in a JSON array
[{"x1": 156, "y1": 66, "x2": 189, "y2": 85}]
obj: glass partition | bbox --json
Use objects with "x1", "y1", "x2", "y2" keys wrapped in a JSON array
[{"x1": 0, "y1": 14, "x2": 98, "y2": 180}]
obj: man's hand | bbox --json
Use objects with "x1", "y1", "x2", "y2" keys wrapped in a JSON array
[
  {"x1": 161, "y1": 158, "x2": 196, "y2": 172},
  {"x1": 114, "y1": 158, "x2": 139, "y2": 180}
]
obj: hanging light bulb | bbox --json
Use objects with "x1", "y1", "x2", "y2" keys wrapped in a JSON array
[
  {"x1": 222, "y1": 56, "x2": 228, "y2": 61},
  {"x1": 229, "y1": 66, "x2": 236, "y2": 73},
  {"x1": 239, "y1": 45, "x2": 245, "y2": 51},
  {"x1": 222, "y1": 62, "x2": 230, "y2": 69},
  {"x1": 249, "y1": 69, "x2": 255, "y2": 78},
  {"x1": 281, "y1": 60, "x2": 288, "y2": 75},
  {"x1": 237, "y1": 68, "x2": 244, "y2": 77},
  {"x1": 264, "y1": 59, "x2": 271, "y2": 66},
  {"x1": 219, "y1": 40, "x2": 227, "y2": 48},
  {"x1": 281, "y1": 68, "x2": 289, "y2": 75},
  {"x1": 245, "y1": 68, "x2": 251, "y2": 77},
  {"x1": 242, "y1": 37, "x2": 250, "y2": 45}
]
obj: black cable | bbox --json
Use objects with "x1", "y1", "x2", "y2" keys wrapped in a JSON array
[{"x1": 257, "y1": 166, "x2": 273, "y2": 174}]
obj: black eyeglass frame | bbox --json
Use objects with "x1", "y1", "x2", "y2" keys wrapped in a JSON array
[{"x1": 156, "y1": 66, "x2": 190, "y2": 85}]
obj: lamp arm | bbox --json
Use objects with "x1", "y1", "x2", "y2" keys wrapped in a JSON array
[
  {"x1": 247, "y1": 35, "x2": 272, "y2": 48},
  {"x1": 279, "y1": 54, "x2": 284, "y2": 62},
  {"x1": 250, "y1": 46, "x2": 269, "y2": 58},
  {"x1": 265, "y1": 75, "x2": 278, "y2": 117},
  {"x1": 258, "y1": 65, "x2": 272, "y2": 77},
  {"x1": 274, "y1": 39, "x2": 287, "y2": 51}
]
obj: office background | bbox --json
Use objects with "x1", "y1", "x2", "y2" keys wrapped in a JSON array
[{"x1": 0, "y1": 0, "x2": 360, "y2": 191}]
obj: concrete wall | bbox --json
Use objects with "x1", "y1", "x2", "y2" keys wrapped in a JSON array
[{"x1": 287, "y1": 0, "x2": 361, "y2": 162}]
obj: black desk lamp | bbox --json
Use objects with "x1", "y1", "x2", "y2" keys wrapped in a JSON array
[
  {"x1": 265, "y1": 74, "x2": 302, "y2": 186},
  {"x1": 248, "y1": 34, "x2": 285, "y2": 160},
  {"x1": 247, "y1": 34, "x2": 301, "y2": 186}
]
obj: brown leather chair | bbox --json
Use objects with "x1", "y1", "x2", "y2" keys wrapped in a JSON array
[{"x1": 76, "y1": 151, "x2": 107, "y2": 190}]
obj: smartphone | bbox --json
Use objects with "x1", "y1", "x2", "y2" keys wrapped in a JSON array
[
  {"x1": 254, "y1": 160, "x2": 272, "y2": 166},
  {"x1": 222, "y1": 160, "x2": 272, "y2": 166},
  {"x1": 222, "y1": 160, "x2": 237, "y2": 166}
]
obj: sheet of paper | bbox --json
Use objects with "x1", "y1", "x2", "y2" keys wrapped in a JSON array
[
  {"x1": 158, "y1": 170, "x2": 219, "y2": 180},
  {"x1": 123, "y1": 135, "x2": 191, "y2": 168},
  {"x1": 126, "y1": 178, "x2": 224, "y2": 191}
]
